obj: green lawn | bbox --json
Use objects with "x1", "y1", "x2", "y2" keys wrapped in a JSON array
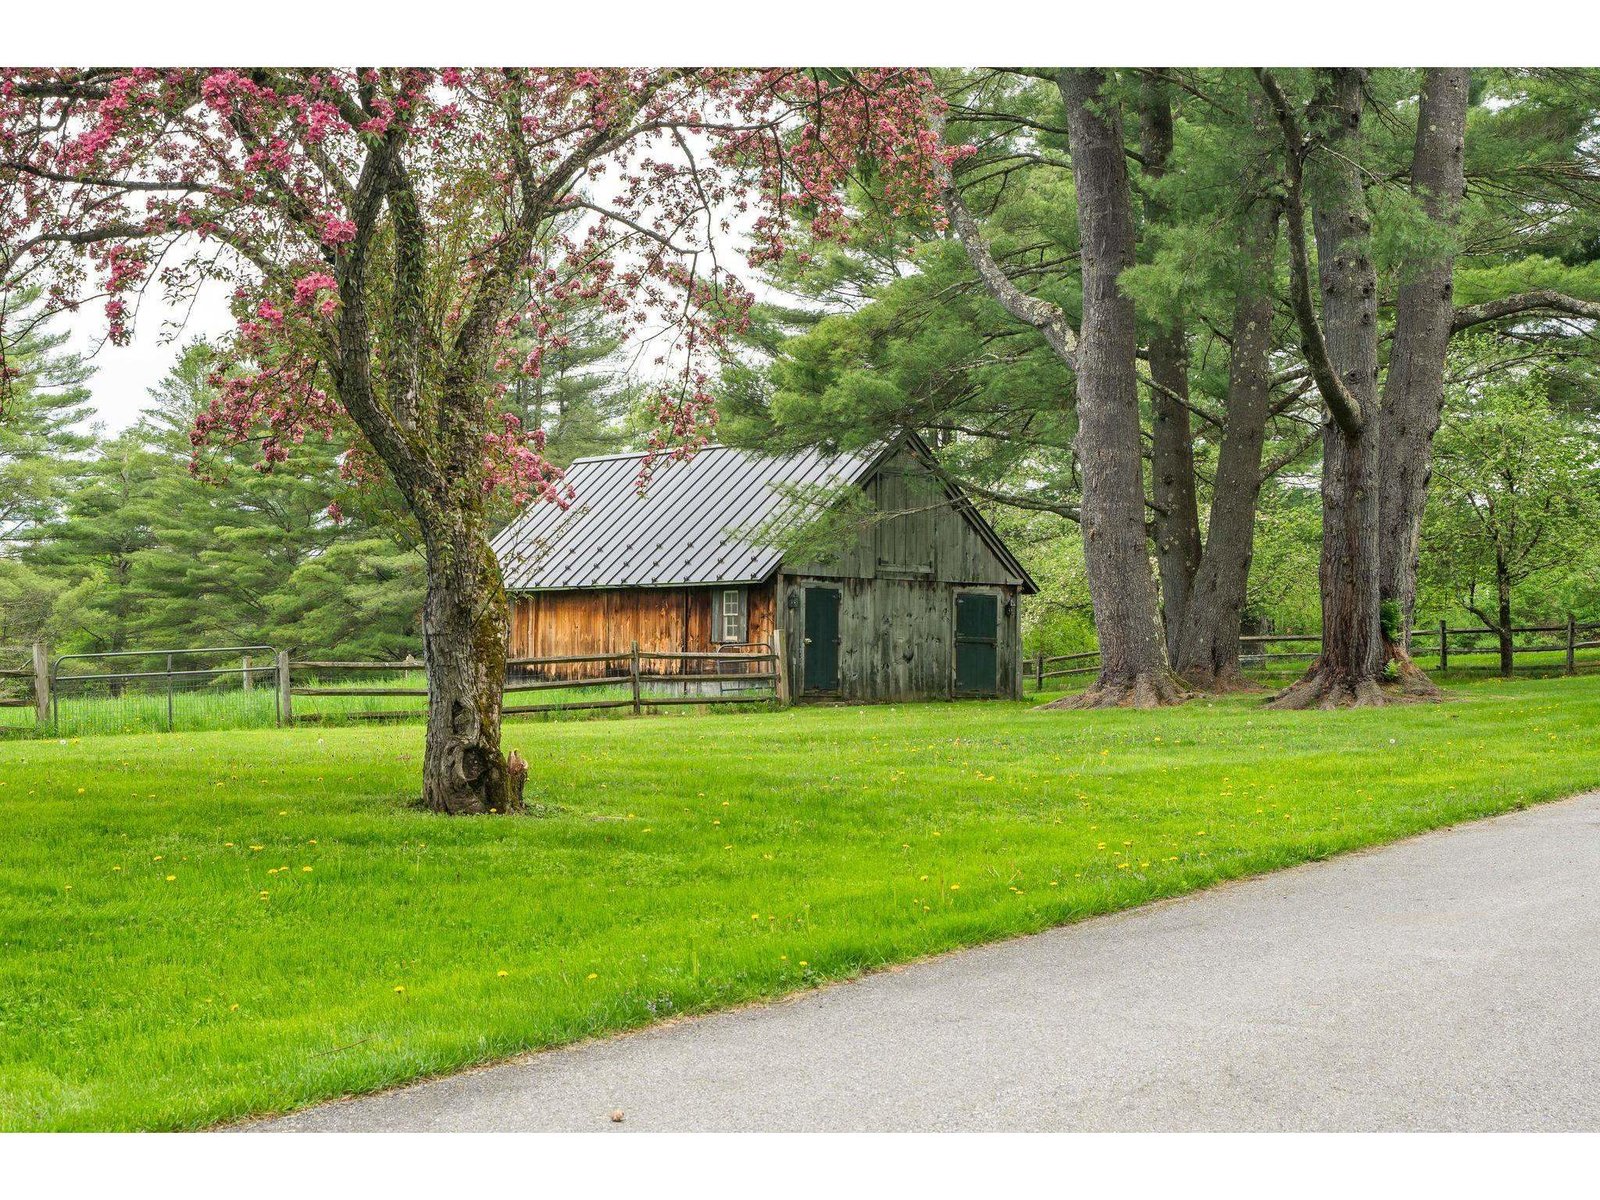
[{"x1": 4, "y1": 673, "x2": 1600, "y2": 1131}]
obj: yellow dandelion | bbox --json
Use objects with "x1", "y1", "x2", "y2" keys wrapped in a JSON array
[
  {"x1": 259, "y1": 891, "x2": 269, "y2": 900},
  {"x1": 165, "y1": 875, "x2": 176, "y2": 882},
  {"x1": 949, "y1": 883, "x2": 960, "y2": 891},
  {"x1": 497, "y1": 970, "x2": 509, "y2": 978},
  {"x1": 224, "y1": 842, "x2": 235, "y2": 848},
  {"x1": 112, "y1": 866, "x2": 122, "y2": 872},
  {"x1": 301, "y1": 866, "x2": 313, "y2": 873},
  {"x1": 394, "y1": 985, "x2": 405, "y2": 993},
  {"x1": 586, "y1": 972, "x2": 598, "y2": 980},
  {"x1": 250, "y1": 845, "x2": 263, "y2": 852}
]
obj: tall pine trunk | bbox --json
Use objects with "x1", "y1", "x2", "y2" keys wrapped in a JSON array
[
  {"x1": 1140, "y1": 74, "x2": 1202, "y2": 661},
  {"x1": 1043, "y1": 68, "x2": 1184, "y2": 709},
  {"x1": 1173, "y1": 198, "x2": 1281, "y2": 690},
  {"x1": 1270, "y1": 70, "x2": 1386, "y2": 709},
  {"x1": 1378, "y1": 68, "x2": 1470, "y2": 694}
]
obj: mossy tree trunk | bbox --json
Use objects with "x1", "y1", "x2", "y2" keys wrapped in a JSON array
[{"x1": 419, "y1": 505, "x2": 523, "y2": 815}]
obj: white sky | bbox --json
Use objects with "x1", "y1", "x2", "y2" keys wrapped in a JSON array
[{"x1": 65, "y1": 286, "x2": 235, "y2": 432}]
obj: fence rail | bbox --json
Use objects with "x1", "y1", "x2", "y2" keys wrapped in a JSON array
[
  {"x1": 284, "y1": 634, "x2": 787, "y2": 726},
  {"x1": 1026, "y1": 618, "x2": 1600, "y2": 693},
  {"x1": 2, "y1": 636, "x2": 792, "y2": 737}
]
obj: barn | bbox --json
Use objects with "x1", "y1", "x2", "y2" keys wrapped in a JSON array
[{"x1": 490, "y1": 432, "x2": 1037, "y2": 702}]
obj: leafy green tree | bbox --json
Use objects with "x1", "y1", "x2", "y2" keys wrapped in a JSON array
[{"x1": 1420, "y1": 364, "x2": 1600, "y2": 674}]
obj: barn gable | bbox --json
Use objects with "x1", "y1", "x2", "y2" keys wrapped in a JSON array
[
  {"x1": 491, "y1": 432, "x2": 1036, "y2": 594},
  {"x1": 787, "y1": 439, "x2": 1035, "y2": 590}
]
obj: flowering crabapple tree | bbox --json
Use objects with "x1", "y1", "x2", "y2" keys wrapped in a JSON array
[{"x1": 0, "y1": 67, "x2": 949, "y2": 813}]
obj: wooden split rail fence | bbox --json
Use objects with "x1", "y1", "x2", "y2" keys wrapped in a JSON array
[
  {"x1": 0, "y1": 644, "x2": 49, "y2": 724},
  {"x1": 280, "y1": 633, "x2": 788, "y2": 725},
  {"x1": 1026, "y1": 618, "x2": 1600, "y2": 692}
]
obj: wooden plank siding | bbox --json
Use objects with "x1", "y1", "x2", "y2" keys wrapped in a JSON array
[
  {"x1": 788, "y1": 446, "x2": 1026, "y2": 588},
  {"x1": 503, "y1": 439, "x2": 1027, "y2": 701},
  {"x1": 508, "y1": 584, "x2": 775, "y2": 677},
  {"x1": 776, "y1": 575, "x2": 1021, "y2": 702}
]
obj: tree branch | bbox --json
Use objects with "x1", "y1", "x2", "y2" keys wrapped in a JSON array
[
  {"x1": 1451, "y1": 289, "x2": 1600, "y2": 332},
  {"x1": 1254, "y1": 68, "x2": 1366, "y2": 438},
  {"x1": 932, "y1": 116, "x2": 1079, "y2": 368}
]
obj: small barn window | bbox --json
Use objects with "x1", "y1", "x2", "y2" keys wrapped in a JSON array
[{"x1": 718, "y1": 587, "x2": 747, "y2": 644}]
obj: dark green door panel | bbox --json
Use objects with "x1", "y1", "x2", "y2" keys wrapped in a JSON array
[
  {"x1": 954, "y1": 592, "x2": 998, "y2": 695},
  {"x1": 803, "y1": 587, "x2": 841, "y2": 692}
]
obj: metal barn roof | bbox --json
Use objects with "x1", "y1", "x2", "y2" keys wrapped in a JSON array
[{"x1": 491, "y1": 442, "x2": 885, "y2": 591}]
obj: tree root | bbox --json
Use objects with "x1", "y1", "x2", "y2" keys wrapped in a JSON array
[
  {"x1": 1266, "y1": 670, "x2": 1388, "y2": 710},
  {"x1": 1387, "y1": 642, "x2": 1444, "y2": 699},
  {"x1": 1037, "y1": 670, "x2": 1191, "y2": 710}
]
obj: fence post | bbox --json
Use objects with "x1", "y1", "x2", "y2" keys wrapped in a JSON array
[
  {"x1": 165, "y1": 652, "x2": 174, "y2": 732},
  {"x1": 1035, "y1": 651, "x2": 1044, "y2": 693},
  {"x1": 277, "y1": 650, "x2": 293, "y2": 726},
  {"x1": 1568, "y1": 614, "x2": 1578, "y2": 676},
  {"x1": 1438, "y1": 619, "x2": 1448, "y2": 672},
  {"x1": 629, "y1": 640, "x2": 642, "y2": 715},
  {"x1": 771, "y1": 629, "x2": 790, "y2": 706},
  {"x1": 242, "y1": 654, "x2": 253, "y2": 692},
  {"x1": 32, "y1": 641, "x2": 49, "y2": 730}
]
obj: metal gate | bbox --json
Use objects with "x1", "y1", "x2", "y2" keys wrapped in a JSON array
[{"x1": 50, "y1": 645, "x2": 278, "y2": 736}]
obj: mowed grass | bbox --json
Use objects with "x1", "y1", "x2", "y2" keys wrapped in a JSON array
[{"x1": 4, "y1": 674, "x2": 1600, "y2": 1130}]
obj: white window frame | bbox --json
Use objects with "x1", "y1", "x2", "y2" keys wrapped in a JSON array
[{"x1": 718, "y1": 587, "x2": 747, "y2": 644}]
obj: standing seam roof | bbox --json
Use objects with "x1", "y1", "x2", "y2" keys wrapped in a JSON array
[{"x1": 490, "y1": 443, "x2": 883, "y2": 590}]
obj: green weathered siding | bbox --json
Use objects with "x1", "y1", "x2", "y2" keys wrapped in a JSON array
[
  {"x1": 778, "y1": 575, "x2": 1021, "y2": 703},
  {"x1": 789, "y1": 446, "x2": 1026, "y2": 587},
  {"x1": 776, "y1": 443, "x2": 1025, "y2": 703}
]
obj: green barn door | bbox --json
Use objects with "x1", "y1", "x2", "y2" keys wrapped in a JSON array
[
  {"x1": 803, "y1": 587, "x2": 841, "y2": 692},
  {"x1": 954, "y1": 592, "x2": 999, "y2": 695}
]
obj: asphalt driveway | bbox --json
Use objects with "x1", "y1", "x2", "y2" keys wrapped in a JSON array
[{"x1": 258, "y1": 791, "x2": 1600, "y2": 1131}]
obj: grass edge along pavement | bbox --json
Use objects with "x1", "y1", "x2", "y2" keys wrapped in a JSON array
[{"x1": 2, "y1": 672, "x2": 1598, "y2": 1130}]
